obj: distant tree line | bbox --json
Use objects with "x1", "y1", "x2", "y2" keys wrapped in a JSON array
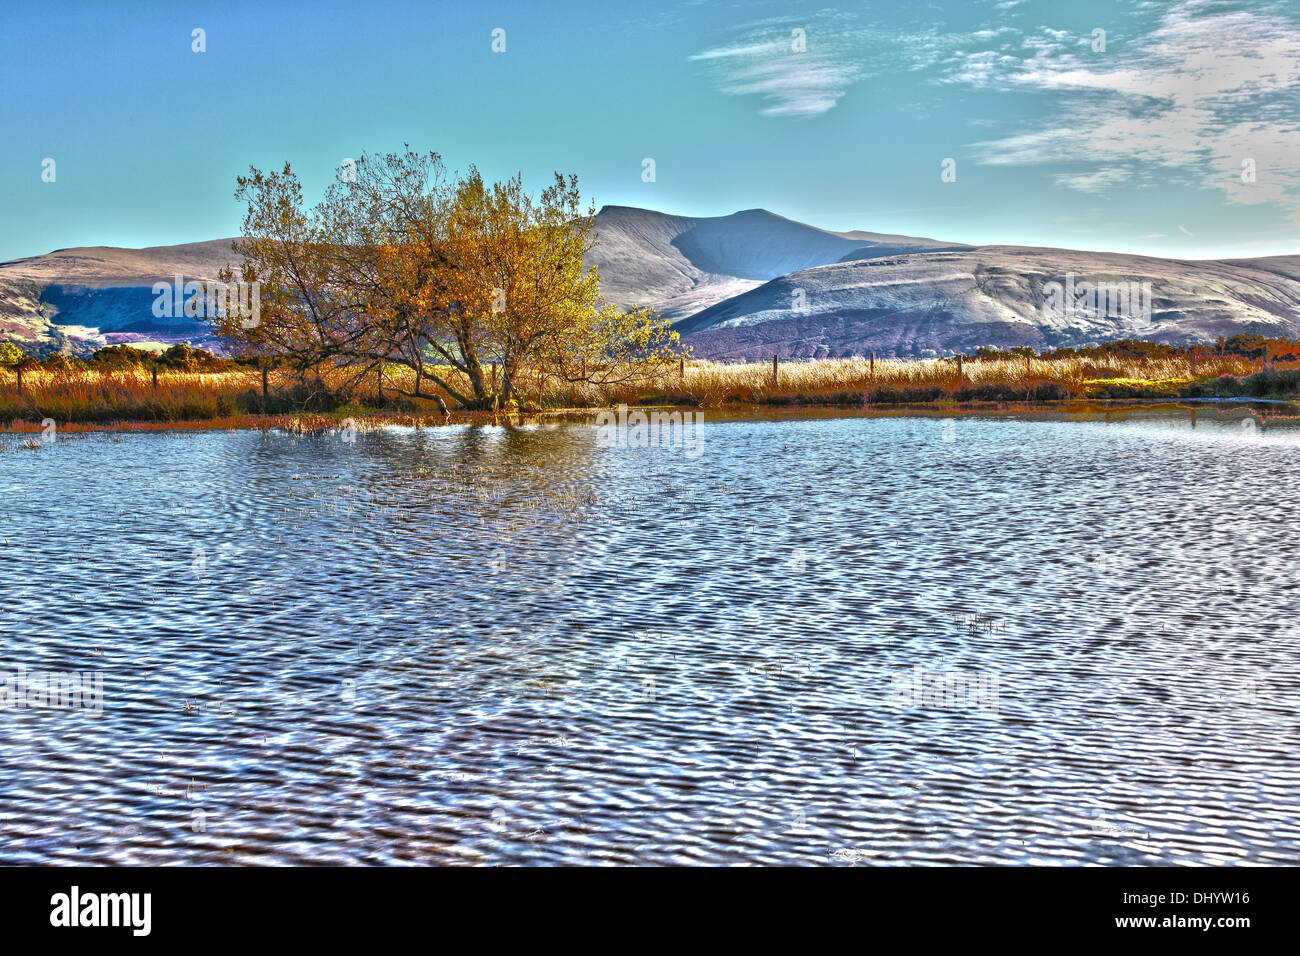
[
  {"x1": 969, "y1": 335, "x2": 1300, "y2": 362},
  {"x1": 0, "y1": 342, "x2": 231, "y2": 372}
]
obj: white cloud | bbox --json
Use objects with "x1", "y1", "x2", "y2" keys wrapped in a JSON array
[
  {"x1": 1051, "y1": 167, "x2": 1132, "y2": 192},
  {"x1": 947, "y1": 1, "x2": 1300, "y2": 218},
  {"x1": 690, "y1": 21, "x2": 868, "y2": 118}
]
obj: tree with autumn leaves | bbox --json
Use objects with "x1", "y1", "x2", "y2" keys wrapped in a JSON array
[{"x1": 214, "y1": 148, "x2": 681, "y2": 409}]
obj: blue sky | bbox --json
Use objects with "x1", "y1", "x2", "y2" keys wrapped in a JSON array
[{"x1": 2, "y1": 0, "x2": 1298, "y2": 261}]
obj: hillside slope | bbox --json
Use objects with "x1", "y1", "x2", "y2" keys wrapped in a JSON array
[
  {"x1": 586, "y1": 205, "x2": 969, "y2": 321},
  {"x1": 675, "y1": 246, "x2": 1300, "y2": 360},
  {"x1": 0, "y1": 239, "x2": 240, "y2": 354},
  {"x1": 3, "y1": 215, "x2": 1298, "y2": 361}
]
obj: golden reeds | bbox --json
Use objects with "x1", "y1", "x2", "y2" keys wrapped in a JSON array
[{"x1": 0, "y1": 351, "x2": 1276, "y2": 428}]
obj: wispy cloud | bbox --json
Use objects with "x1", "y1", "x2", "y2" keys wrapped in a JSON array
[
  {"x1": 943, "y1": 0, "x2": 1300, "y2": 219},
  {"x1": 1052, "y1": 167, "x2": 1131, "y2": 192},
  {"x1": 689, "y1": 17, "x2": 868, "y2": 118}
]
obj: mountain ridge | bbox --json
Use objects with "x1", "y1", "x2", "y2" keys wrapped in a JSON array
[
  {"x1": 675, "y1": 246, "x2": 1300, "y2": 360},
  {"x1": 2, "y1": 208, "x2": 1298, "y2": 359},
  {"x1": 587, "y1": 205, "x2": 971, "y2": 322}
]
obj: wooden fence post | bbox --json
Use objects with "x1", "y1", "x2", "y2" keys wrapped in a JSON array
[
  {"x1": 772, "y1": 354, "x2": 778, "y2": 387},
  {"x1": 870, "y1": 352, "x2": 874, "y2": 375},
  {"x1": 679, "y1": 357, "x2": 684, "y2": 382},
  {"x1": 956, "y1": 354, "x2": 963, "y2": 384},
  {"x1": 152, "y1": 364, "x2": 158, "y2": 391},
  {"x1": 377, "y1": 364, "x2": 383, "y2": 401},
  {"x1": 262, "y1": 366, "x2": 269, "y2": 398},
  {"x1": 16, "y1": 366, "x2": 22, "y2": 395}
]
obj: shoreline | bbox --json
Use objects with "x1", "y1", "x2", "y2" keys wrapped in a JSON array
[
  {"x1": 3, "y1": 397, "x2": 1297, "y2": 436},
  {"x1": 4, "y1": 350, "x2": 1296, "y2": 431}
]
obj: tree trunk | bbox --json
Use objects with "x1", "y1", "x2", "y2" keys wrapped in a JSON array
[{"x1": 464, "y1": 359, "x2": 488, "y2": 407}]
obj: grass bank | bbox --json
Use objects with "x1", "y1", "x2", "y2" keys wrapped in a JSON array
[{"x1": 1, "y1": 350, "x2": 1296, "y2": 430}]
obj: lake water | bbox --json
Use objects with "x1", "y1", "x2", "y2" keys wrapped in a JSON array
[{"x1": 2, "y1": 407, "x2": 1298, "y2": 865}]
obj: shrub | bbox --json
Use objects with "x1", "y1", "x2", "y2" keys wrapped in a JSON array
[
  {"x1": 1031, "y1": 381, "x2": 1071, "y2": 401},
  {"x1": 0, "y1": 342, "x2": 26, "y2": 367},
  {"x1": 158, "y1": 343, "x2": 229, "y2": 372},
  {"x1": 1240, "y1": 368, "x2": 1300, "y2": 397},
  {"x1": 40, "y1": 353, "x2": 87, "y2": 372},
  {"x1": 91, "y1": 345, "x2": 154, "y2": 368}
]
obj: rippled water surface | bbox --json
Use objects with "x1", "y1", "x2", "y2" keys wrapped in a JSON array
[{"x1": 2, "y1": 409, "x2": 1299, "y2": 865}]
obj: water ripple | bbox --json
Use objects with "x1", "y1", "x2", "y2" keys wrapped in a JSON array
[{"x1": 1, "y1": 410, "x2": 1298, "y2": 864}]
